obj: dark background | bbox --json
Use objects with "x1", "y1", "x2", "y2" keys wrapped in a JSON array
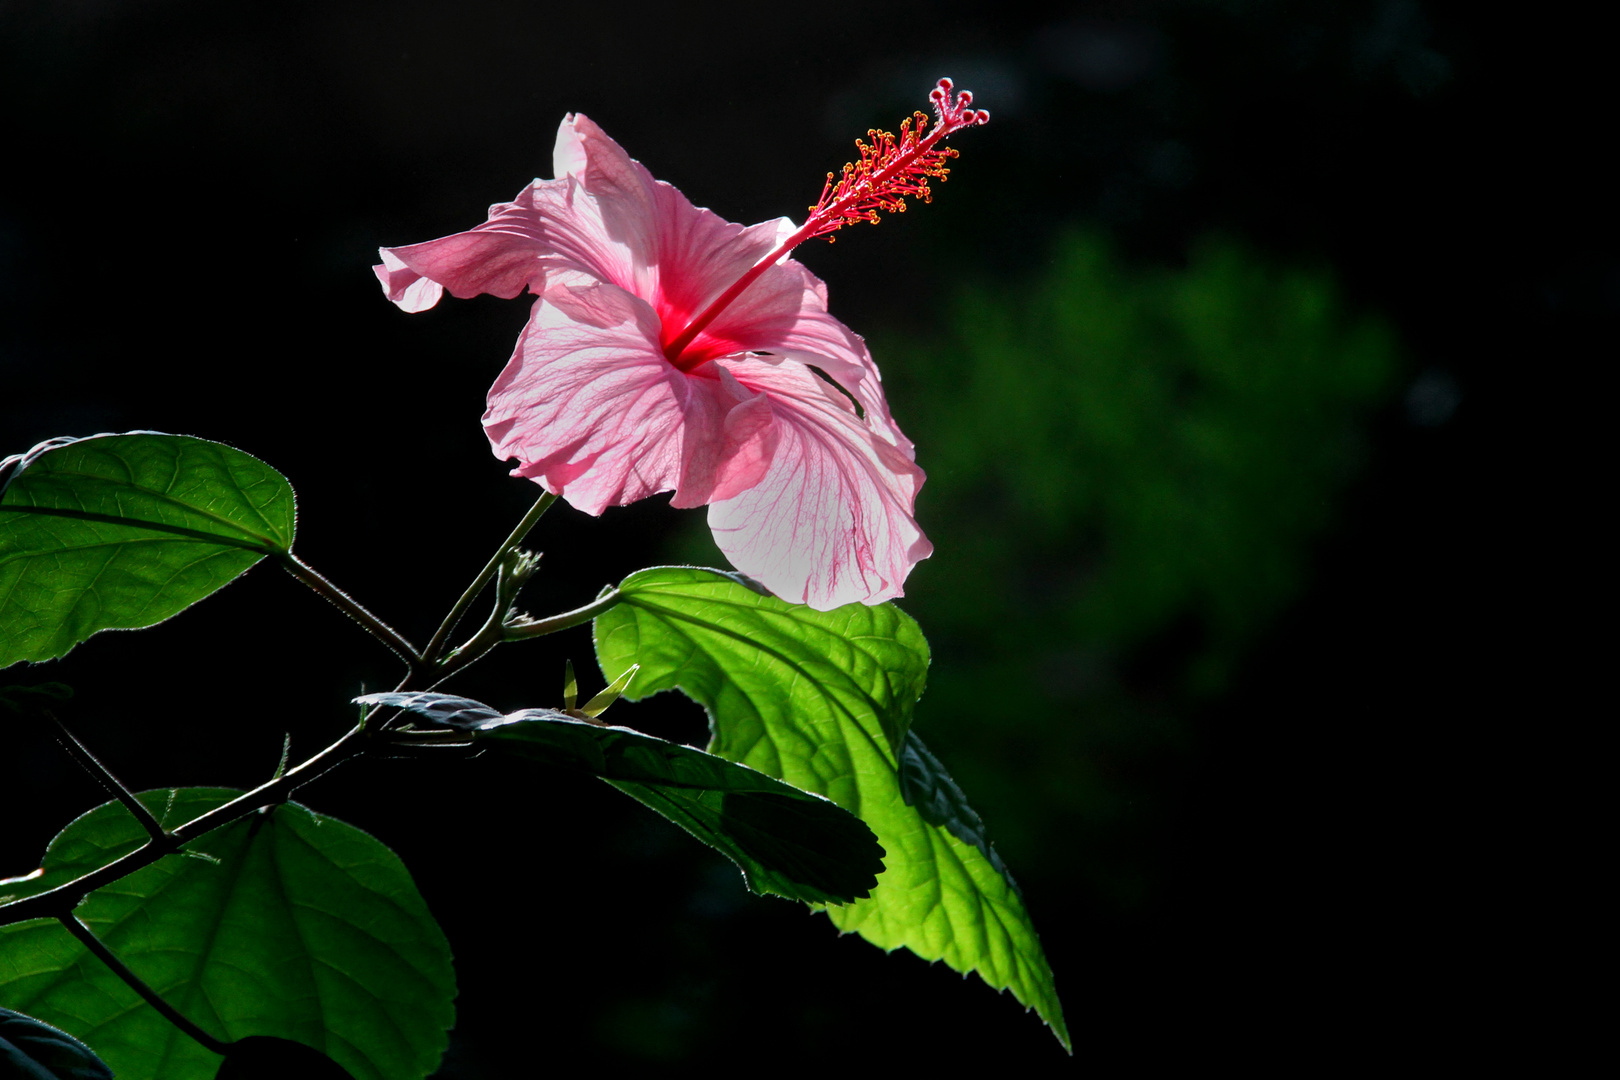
[{"x1": 1, "y1": 0, "x2": 1603, "y2": 1073}]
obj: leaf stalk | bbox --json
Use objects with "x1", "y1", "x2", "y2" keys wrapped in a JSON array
[
  {"x1": 51, "y1": 718, "x2": 167, "y2": 844},
  {"x1": 279, "y1": 553, "x2": 424, "y2": 674},
  {"x1": 502, "y1": 588, "x2": 623, "y2": 641}
]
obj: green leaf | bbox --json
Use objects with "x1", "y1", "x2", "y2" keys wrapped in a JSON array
[
  {"x1": 0, "y1": 789, "x2": 455, "y2": 1080},
  {"x1": 1, "y1": 1007, "x2": 114, "y2": 1080},
  {"x1": 895, "y1": 730, "x2": 1009, "y2": 877},
  {"x1": 593, "y1": 567, "x2": 1069, "y2": 1049},
  {"x1": 361, "y1": 690, "x2": 884, "y2": 905},
  {"x1": 0, "y1": 433, "x2": 296, "y2": 668}
]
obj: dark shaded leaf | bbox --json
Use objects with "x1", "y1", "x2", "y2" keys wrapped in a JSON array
[
  {"x1": 0, "y1": 1007, "x2": 114, "y2": 1080},
  {"x1": 361, "y1": 691, "x2": 884, "y2": 905},
  {"x1": 357, "y1": 691, "x2": 502, "y2": 729},
  {"x1": 0, "y1": 789, "x2": 454, "y2": 1080},
  {"x1": 896, "y1": 730, "x2": 1013, "y2": 886}
]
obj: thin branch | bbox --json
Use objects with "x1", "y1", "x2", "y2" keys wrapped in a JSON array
[
  {"x1": 279, "y1": 552, "x2": 423, "y2": 672},
  {"x1": 59, "y1": 913, "x2": 230, "y2": 1056},
  {"x1": 51, "y1": 718, "x2": 167, "y2": 844},
  {"x1": 424, "y1": 550, "x2": 541, "y2": 689},
  {"x1": 427, "y1": 600, "x2": 509, "y2": 691},
  {"x1": 501, "y1": 588, "x2": 623, "y2": 641},
  {"x1": 423, "y1": 492, "x2": 557, "y2": 663},
  {"x1": 166, "y1": 723, "x2": 368, "y2": 843},
  {"x1": 0, "y1": 721, "x2": 370, "y2": 927}
]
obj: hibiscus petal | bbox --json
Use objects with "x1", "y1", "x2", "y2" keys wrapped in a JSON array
[
  {"x1": 707, "y1": 357, "x2": 931, "y2": 610},
  {"x1": 787, "y1": 342, "x2": 916, "y2": 463},
  {"x1": 650, "y1": 210, "x2": 797, "y2": 359},
  {"x1": 552, "y1": 114, "x2": 663, "y2": 295},
  {"x1": 373, "y1": 249, "x2": 445, "y2": 312},
  {"x1": 555, "y1": 115, "x2": 799, "y2": 363},
  {"x1": 374, "y1": 149, "x2": 670, "y2": 315},
  {"x1": 683, "y1": 256, "x2": 916, "y2": 458},
  {"x1": 482, "y1": 284, "x2": 776, "y2": 515},
  {"x1": 374, "y1": 185, "x2": 559, "y2": 309},
  {"x1": 671, "y1": 364, "x2": 779, "y2": 507}
]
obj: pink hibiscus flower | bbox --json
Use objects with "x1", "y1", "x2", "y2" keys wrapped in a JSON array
[{"x1": 376, "y1": 80, "x2": 987, "y2": 609}]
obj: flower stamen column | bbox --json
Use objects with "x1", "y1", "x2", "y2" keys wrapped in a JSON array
[{"x1": 661, "y1": 78, "x2": 989, "y2": 370}]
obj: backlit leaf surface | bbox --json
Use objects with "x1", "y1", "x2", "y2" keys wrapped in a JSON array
[
  {"x1": 593, "y1": 567, "x2": 1068, "y2": 1048},
  {"x1": 0, "y1": 433, "x2": 295, "y2": 668},
  {"x1": 0, "y1": 789, "x2": 454, "y2": 1080}
]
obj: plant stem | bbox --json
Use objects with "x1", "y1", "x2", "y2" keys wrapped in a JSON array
[
  {"x1": 58, "y1": 913, "x2": 231, "y2": 1056},
  {"x1": 51, "y1": 718, "x2": 167, "y2": 844},
  {"x1": 424, "y1": 492, "x2": 557, "y2": 664},
  {"x1": 500, "y1": 588, "x2": 623, "y2": 641},
  {"x1": 0, "y1": 720, "x2": 370, "y2": 927},
  {"x1": 172, "y1": 723, "x2": 370, "y2": 839},
  {"x1": 428, "y1": 569, "x2": 519, "y2": 688},
  {"x1": 279, "y1": 552, "x2": 423, "y2": 672}
]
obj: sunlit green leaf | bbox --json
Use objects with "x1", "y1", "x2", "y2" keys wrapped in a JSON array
[
  {"x1": 0, "y1": 1007, "x2": 114, "y2": 1080},
  {"x1": 0, "y1": 789, "x2": 454, "y2": 1080},
  {"x1": 593, "y1": 567, "x2": 1069, "y2": 1049},
  {"x1": 0, "y1": 433, "x2": 296, "y2": 668},
  {"x1": 362, "y1": 690, "x2": 884, "y2": 905}
]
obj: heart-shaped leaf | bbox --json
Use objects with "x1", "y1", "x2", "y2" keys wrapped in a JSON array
[
  {"x1": 0, "y1": 433, "x2": 296, "y2": 668},
  {"x1": 0, "y1": 789, "x2": 454, "y2": 1080}
]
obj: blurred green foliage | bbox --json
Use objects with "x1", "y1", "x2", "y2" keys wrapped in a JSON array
[{"x1": 674, "y1": 231, "x2": 1398, "y2": 909}]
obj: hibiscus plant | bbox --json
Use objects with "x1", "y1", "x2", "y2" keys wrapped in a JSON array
[{"x1": 0, "y1": 80, "x2": 1066, "y2": 1078}]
